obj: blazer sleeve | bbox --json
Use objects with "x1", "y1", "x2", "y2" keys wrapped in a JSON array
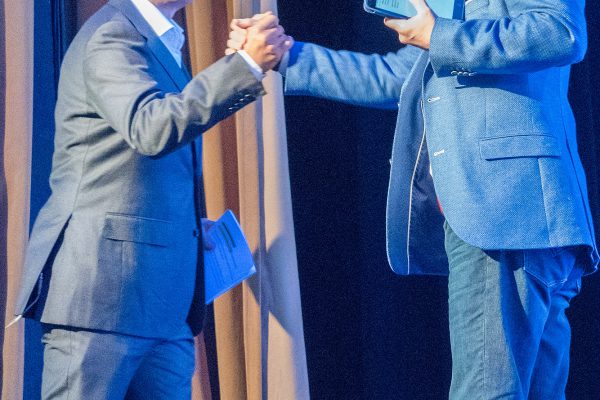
[
  {"x1": 429, "y1": 0, "x2": 587, "y2": 76},
  {"x1": 284, "y1": 42, "x2": 422, "y2": 110},
  {"x1": 83, "y1": 20, "x2": 265, "y2": 157}
]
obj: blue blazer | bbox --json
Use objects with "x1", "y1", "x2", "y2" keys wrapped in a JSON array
[{"x1": 284, "y1": 0, "x2": 599, "y2": 275}]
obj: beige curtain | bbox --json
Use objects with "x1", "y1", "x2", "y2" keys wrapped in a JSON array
[
  {"x1": 186, "y1": 1, "x2": 309, "y2": 399},
  {"x1": 1, "y1": 0, "x2": 34, "y2": 398}
]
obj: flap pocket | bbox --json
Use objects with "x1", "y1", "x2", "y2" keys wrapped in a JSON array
[
  {"x1": 479, "y1": 134, "x2": 561, "y2": 160},
  {"x1": 102, "y1": 213, "x2": 174, "y2": 247}
]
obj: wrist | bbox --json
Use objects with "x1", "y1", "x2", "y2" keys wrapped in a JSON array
[{"x1": 238, "y1": 50, "x2": 266, "y2": 80}]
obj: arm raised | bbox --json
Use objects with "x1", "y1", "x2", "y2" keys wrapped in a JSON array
[{"x1": 83, "y1": 20, "x2": 264, "y2": 157}]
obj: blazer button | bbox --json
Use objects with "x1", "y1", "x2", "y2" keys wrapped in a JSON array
[
  {"x1": 451, "y1": 71, "x2": 458, "y2": 76},
  {"x1": 193, "y1": 229, "x2": 200, "y2": 238}
]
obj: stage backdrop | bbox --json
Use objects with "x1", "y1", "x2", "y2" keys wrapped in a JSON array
[
  {"x1": 5, "y1": 0, "x2": 600, "y2": 399},
  {"x1": 0, "y1": 1, "x2": 33, "y2": 399},
  {"x1": 185, "y1": 1, "x2": 309, "y2": 399}
]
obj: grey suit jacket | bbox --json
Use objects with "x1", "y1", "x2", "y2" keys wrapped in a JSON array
[
  {"x1": 16, "y1": 0, "x2": 264, "y2": 338},
  {"x1": 285, "y1": 0, "x2": 599, "y2": 276}
]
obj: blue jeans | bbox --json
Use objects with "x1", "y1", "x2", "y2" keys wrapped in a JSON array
[{"x1": 444, "y1": 222, "x2": 583, "y2": 400}]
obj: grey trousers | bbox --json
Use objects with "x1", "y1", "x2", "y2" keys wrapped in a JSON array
[{"x1": 41, "y1": 324, "x2": 195, "y2": 400}]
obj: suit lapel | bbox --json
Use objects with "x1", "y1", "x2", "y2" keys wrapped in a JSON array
[{"x1": 108, "y1": 0, "x2": 190, "y2": 90}]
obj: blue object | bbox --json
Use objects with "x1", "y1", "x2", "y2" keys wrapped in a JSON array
[{"x1": 364, "y1": 0, "x2": 464, "y2": 19}]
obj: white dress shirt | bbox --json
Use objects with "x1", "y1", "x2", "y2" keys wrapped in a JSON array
[{"x1": 130, "y1": 0, "x2": 263, "y2": 80}]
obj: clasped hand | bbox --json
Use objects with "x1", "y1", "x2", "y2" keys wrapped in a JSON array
[{"x1": 227, "y1": 12, "x2": 294, "y2": 72}]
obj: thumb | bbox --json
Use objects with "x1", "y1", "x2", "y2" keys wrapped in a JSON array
[{"x1": 384, "y1": 17, "x2": 405, "y2": 31}]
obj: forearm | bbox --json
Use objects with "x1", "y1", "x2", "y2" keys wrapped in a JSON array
[
  {"x1": 84, "y1": 21, "x2": 264, "y2": 157},
  {"x1": 284, "y1": 42, "x2": 421, "y2": 110},
  {"x1": 123, "y1": 55, "x2": 264, "y2": 156}
]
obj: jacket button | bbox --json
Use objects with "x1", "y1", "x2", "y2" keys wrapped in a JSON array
[{"x1": 193, "y1": 229, "x2": 200, "y2": 238}]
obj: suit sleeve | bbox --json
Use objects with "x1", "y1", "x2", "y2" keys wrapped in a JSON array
[
  {"x1": 429, "y1": 0, "x2": 587, "y2": 76},
  {"x1": 284, "y1": 42, "x2": 422, "y2": 110},
  {"x1": 83, "y1": 20, "x2": 265, "y2": 157}
]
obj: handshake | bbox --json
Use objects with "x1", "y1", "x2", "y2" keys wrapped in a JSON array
[{"x1": 226, "y1": 12, "x2": 294, "y2": 73}]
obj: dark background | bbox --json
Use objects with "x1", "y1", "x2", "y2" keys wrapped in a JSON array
[{"x1": 26, "y1": 0, "x2": 600, "y2": 399}]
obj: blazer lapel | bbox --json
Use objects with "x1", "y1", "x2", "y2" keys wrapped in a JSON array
[{"x1": 108, "y1": 0, "x2": 190, "y2": 90}]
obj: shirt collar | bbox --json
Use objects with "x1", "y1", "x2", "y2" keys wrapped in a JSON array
[
  {"x1": 129, "y1": 0, "x2": 185, "y2": 66},
  {"x1": 130, "y1": 0, "x2": 180, "y2": 37}
]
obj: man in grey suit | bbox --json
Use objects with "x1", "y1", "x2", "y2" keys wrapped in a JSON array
[
  {"x1": 14, "y1": 0, "x2": 292, "y2": 398},
  {"x1": 232, "y1": 0, "x2": 597, "y2": 398}
]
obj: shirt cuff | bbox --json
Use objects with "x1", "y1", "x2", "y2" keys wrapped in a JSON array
[{"x1": 238, "y1": 50, "x2": 265, "y2": 81}]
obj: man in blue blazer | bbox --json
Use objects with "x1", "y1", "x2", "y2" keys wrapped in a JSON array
[
  {"x1": 15, "y1": 0, "x2": 292, "y2": 398},
  {"x1": 231, "y1": 0, "x2": 599, "y2": 397}
]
